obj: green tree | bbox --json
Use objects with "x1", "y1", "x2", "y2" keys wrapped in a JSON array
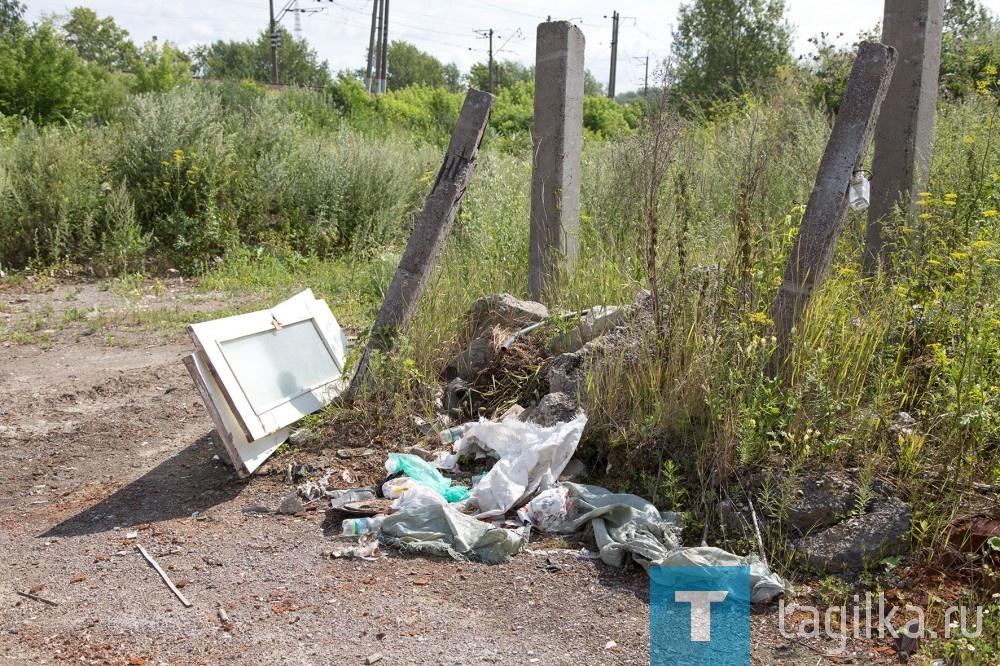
[
  {"x1": 0, "y1": 0, "x2": 24, "y2": 37},
  {"x1": 584, "y1": 69, "x2": 604, "y2": 97},
  {"x1": 132, "y1": 39, "x2": 192, "y2": 93},
  {"x1": 670, "y1": 0, "x2": 792, "y2": 110},
  {"x1": 443, "y1": 62, "x2": 463, "y2": 92},
  {"x1": 191, "y1": 27, "x2": 331, "y2": 87},
  {"x1": 940, "y1": 0, "x2": 1000, "y2": 99},
  {"x1": 0, "y1": 23, "x2": 100, "y2": 122},
  {"x1": 60, "y1": 7, "x2": 137, "y2": 70},
  {"x1": 466, "y1": 59, "x2": 533, "y2": 92},
  {"x1": 945, "y1": 0, "x2": 991, "y2": 37},
  {"x1": 386, "y1": 40, "x2": 450, "y2": 89}
]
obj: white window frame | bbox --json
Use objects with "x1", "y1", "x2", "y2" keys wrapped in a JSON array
[{"x1": 184, "y1": 289, "x2": 348, "y2": 476}]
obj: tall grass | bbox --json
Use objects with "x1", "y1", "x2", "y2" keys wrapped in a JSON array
[{"x1": 0, "y1": 82, "x2": 438, "y2": 272}]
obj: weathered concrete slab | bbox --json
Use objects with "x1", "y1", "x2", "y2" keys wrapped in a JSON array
[
  {"x1": 350, "y1": 89, "x2": 496, "y2": 395},
  {"x1": 529, "y1": 21, "x2": 585, "y2": 301},
  {"x1": 864, "y1": 0, "x2": 944, "y2": 273},
  {"x1": 771, "y1": 42, "x2": 897, "y2": 371}
]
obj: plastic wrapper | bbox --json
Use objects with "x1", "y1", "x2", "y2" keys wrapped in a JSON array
[
  {"x1": 517, "y1": 486, "x2": 574, "y2": 532},
  {"x1": 384, "y1": 453, "x2": 470, "y2": 503}
]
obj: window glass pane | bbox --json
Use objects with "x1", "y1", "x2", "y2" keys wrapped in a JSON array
[{"x1": 219, "y1": 320, "x2": 339, "y2": 414}]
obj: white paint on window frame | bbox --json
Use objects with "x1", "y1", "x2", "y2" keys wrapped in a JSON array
[{"x1": 183, "y1": 289, "x2": 348, "y2": 476}]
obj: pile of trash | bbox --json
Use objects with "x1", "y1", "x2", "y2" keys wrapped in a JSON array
[{"x1": 301, "y1": 406, "x2": 788, "y2": 604}]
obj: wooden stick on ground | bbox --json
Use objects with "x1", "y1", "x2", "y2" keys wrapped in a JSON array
[
  {"x1": 16, "y1": 590, "x2": 59, "y2": 606},
  {"x1": 136, "y1": 544, "x2": 192, "y2": 608}
]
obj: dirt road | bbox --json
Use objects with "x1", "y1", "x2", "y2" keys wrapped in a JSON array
[{"x1": 0, "y1": 280, "x2": 894, "y2": 665}]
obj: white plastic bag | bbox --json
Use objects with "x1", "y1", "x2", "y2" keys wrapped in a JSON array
[
  {"x1": 391, "y1": 484, "x2": 448, "y2": 511},
  {"x1": 465, "y1": 412, "x2": 586, "y2": 517},
  {"x1": 382, "y1": 475, "x2": 419, "y2": 499}
]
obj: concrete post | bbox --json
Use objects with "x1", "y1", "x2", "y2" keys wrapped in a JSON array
[
  {"x1": 771, "y1": 42, "x2": 897, "y2": 372},
  {"x1": 529, "y1": 21, "x2": 585, "y2": 302},
  {"x1": 349, "y1": 89, "x2": 495, "y2": 396},
  {"x1": 864, "y1": 0, "x2": 944, "y2": 275}
]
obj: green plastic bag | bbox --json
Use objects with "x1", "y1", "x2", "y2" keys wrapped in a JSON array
[{"x1": 385, "y1": 453, "x2": 470, "y2": 503}]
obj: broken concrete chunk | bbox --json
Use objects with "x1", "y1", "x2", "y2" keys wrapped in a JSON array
[
  {"x1": 549, "y1": 305, "x2": 627, "y2": 356},
  {"x1": 793, "y1": 497, "x2": 911, "y2": 572},
  {"x1": 558, "y1": 458, "x2": 586, "y2": 482},
  {"x1": 448, "y1": 334, "x2": 494, "y2": 381},
  {"x1": 783, "y1": 472, "x2": 857, "y2": 535},
  {"x1": 499, "y1": 404, "x2": 526, "y2": 422},
  {"x1": 526, "y1": 392, "x2": 579, "y2": 427},
  {"x1": 468, "y1": 294, "x2": 548, "y2": 339},
  {"x1": 278, "y1": 494, "x2": 304, "y2": 515}
]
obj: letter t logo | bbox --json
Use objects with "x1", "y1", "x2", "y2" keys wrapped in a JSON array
[{"x1": 675, "y1": 591, "x2": 729, "y2": 642}]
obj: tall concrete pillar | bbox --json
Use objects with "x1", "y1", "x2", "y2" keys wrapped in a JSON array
[
  {"x1": 864, "y1": 0, "x2": 944, "y2": 274},
  {"x1": 529, "y1": 21, "x2": 585, "y2": 302}
]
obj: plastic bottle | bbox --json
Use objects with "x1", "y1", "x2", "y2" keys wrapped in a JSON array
[
  {"x1": 438, "y1": 424, "x2": 469, "y2": 445},
  {"x1": 341, "y1": 516, "x2": 385, "y2": 536},
  {"x1": 329, "y1": 488, "x2": 376, "y2": 509}
]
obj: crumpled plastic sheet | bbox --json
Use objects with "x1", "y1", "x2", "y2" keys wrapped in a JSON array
[
  {"x1": 557, "y1": 483, "x2": 790, "y2": 604},
  {"x1": 460, "y1": 413, "x2": 586, "y2": 517},
  {"x1": 385, "y1": 453, "x2": 470, "y2": 503},
  {"x1": 379, "y1": 504, "x2": 529, "y2": 565}
]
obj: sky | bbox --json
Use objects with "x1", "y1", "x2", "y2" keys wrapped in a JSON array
[{"x1": 22, "y1": 0, "x2": 1000, "y2": 93}]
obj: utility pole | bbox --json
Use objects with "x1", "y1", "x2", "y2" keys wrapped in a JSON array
[
  {"x1": 475, "y1": 28, "x2": 498, "y2": 94},
  {"x1": 488, "y1": 28, "x2": 494, "y2": 94},
  {"x1": 608, "y1": 10, "x2": 619, "y2": 99},
  {"x1": 643, "y1": 52, "x2": 649, "y2": 98},
  {"x1": 364, "y1": 0, "x2": 378, "y2": 93},
  {"x1": 378, "y1": 0, "x2": 389, "y2": 93},
  {"x1": 269, "y1": 0, "x2": 278, "y2": 84}
]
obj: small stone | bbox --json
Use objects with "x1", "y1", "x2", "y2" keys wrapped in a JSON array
[
  {"x1": 278, "y1": 494, "x2": 303, "y2": 515},
  {"x1": 605, "y1": 640, "x2": 617, "y2": 650},
  {"x1": 365, "y1": 653, "x2": 383, "y2": 665}
]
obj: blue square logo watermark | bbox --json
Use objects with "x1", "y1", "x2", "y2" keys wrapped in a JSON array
[{"x1": 650, "y1": 565, "x2": 750, "y2": 666}]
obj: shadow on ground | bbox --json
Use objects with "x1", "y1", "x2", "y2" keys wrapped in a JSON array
[{"x1": 39, "y1": 431, "x2": 247, "y2": 538}]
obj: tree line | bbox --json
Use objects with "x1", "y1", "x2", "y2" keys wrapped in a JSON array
[{"x1": 0, "y1": 0, "x2": 997, "y2": 127}]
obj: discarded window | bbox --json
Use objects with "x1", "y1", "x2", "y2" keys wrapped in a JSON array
[{"x1": 183, "y1": 289, "x2": 348, "y2": 477}]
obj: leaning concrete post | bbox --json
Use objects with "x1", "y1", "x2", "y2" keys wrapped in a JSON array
[
  {"x1": 349, "y1": 89, "x2": 496, "y2": 395},
  {"x1": 529, "y1": 21, "x2": 585, "y2": 302},
  {"x1": 771, "y1": 42, "x2": 897, "y2": 372},
  {"x1": 863, "y1": 0, "x2": 944, "y2": 275}
]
